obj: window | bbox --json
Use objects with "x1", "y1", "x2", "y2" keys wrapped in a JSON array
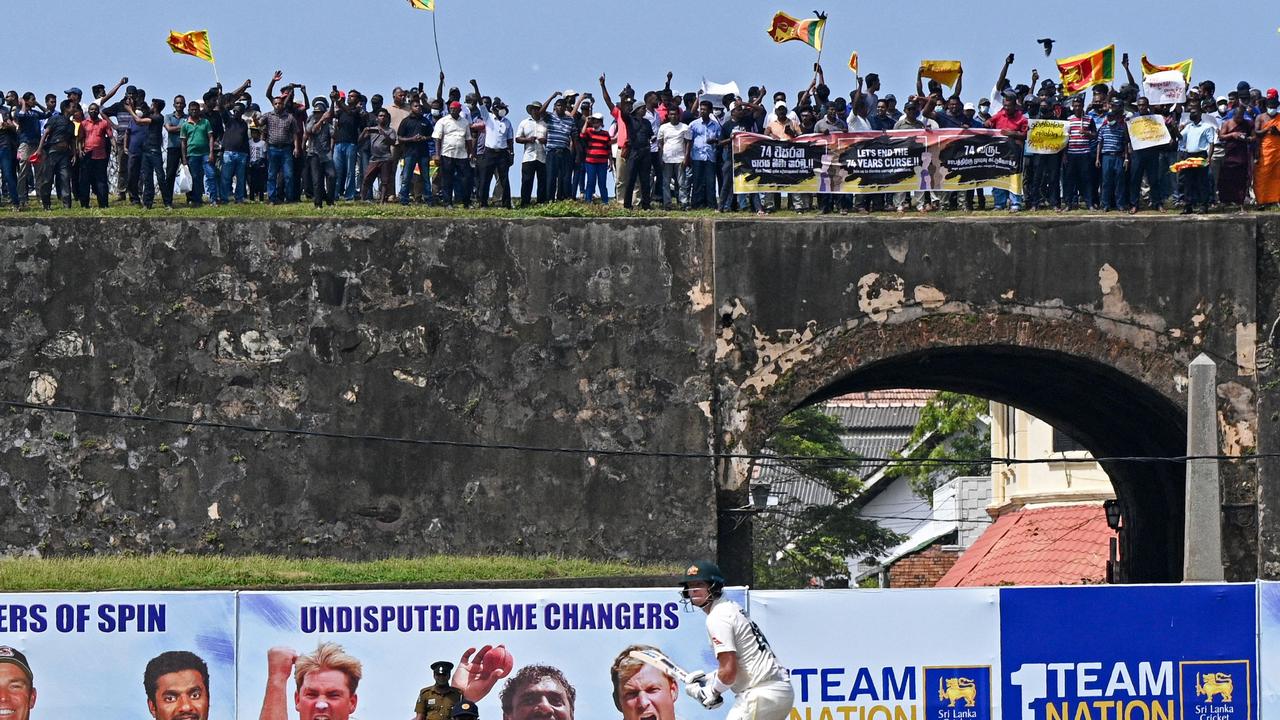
[{"x1": 1052, "y1": 426, "x2": 1088, "y2": 453}]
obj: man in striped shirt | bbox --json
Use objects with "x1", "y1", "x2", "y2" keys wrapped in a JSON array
[
  {"x1": 1095, "y1": 107, "x2": 1129, "y2": 211},
  {"x1": 1062, "y1": 95, "x2": 1097, "y2": 210},
  {"x1": 545, "y1": 95, "x2": 577, "y2": 201}
]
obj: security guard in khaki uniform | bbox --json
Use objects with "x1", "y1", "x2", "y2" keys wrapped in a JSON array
[{"x1": 416, "y1": 661, "x2": 464, "y2": 720}]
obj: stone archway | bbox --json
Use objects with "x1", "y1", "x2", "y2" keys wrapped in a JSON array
[{"x1": 715, "y1": 313, "x2": 1195, "y2": 584}]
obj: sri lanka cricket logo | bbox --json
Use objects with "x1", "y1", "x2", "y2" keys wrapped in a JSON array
[
  {"x1": 1194, "y1": 673, "x2": 1233, "y2": 703},
  {"x1": 940, "y1": 678, "x2": 977, "y2": 707},
  {"x1": 1179, "y1": 660, "x2": 1250, "y2": 720},
  {"x1": 925, "y1": 667, "x2": 990, "y2": 720}
]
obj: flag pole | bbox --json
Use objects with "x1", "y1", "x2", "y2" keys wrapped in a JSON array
[
  {"x1": 431, "y1": 8, "x2": 443, "y2": 76},
  {"x1": 212, "y1": 59, "x2": 221, "y2": 87}
]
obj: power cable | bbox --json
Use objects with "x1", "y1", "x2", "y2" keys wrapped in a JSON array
[{"x1": 0, "y1": 399, "x2": 1259, "y2": 467}]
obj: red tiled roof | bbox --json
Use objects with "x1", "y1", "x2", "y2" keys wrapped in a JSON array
[{"x1": 935, "y1": 504, "x2": 1115, "y2": 587}]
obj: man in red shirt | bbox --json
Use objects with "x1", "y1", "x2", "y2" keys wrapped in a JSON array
[
  {"x1": 78, "y1": 102, "x2": 114, "y2": 208},
  {"x1": 985, "y1": 91, "x2": 1029, "y2": 211}
]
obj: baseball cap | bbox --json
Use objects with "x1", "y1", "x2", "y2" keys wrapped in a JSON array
[
  {"x1": 978, "y1": 98, "x2": 991, "y2": 106},
  {"x1": 452, "y1": 702, "x2": 479, "y2": 719},
  {"x1": 448, "y1": 101, "x2": 462, "y2": 109},
  {"x1": 1269, "y1": 88, "x2": 1279, "y2": 100},
  {"x1": 590, "y1": 112, "x2": 603, "y2": 120},
  {"x1": 563, "y1": 88, "x2": 579, "y2": 98},
  {"x1": 0, "y1": 646, "x2": 32, "y2": 682},
  {"x1": 1218, "y1": 96, "x2": 1230, "y2": 105},
  {"x1": 1237, "y1": 81, "x2": 1251, "y2": 93},
  {"x1": 312, "y1": 99, "x2": 328, "y2": 110},
  {"x1": 65, "y1": 87, "x2": 83, "y2": 96},
  {"x1": 963, "y1": 102, "x2": 976, "y2": 111},
  {"x1": 526, "y1": 100, "x2": 542, "y2": 112}
]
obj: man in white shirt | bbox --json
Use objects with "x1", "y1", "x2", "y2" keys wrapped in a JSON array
[
  {"x1": 656, "y1": 112, "x2": 690, "y2": 209},
  {"x1": 1177, "y1": 106, "x2": 1215, "y2": 214},
  {"x1": 432, "y1": 100, "x2": 473, "y2": 207},
  {"x1": 474, "y1": 97, "x2": 514, "y2": 209},
  {"x1": 678, "y1": 562, "x2": 793, "y2": 720},
  {"x1": 515, "y1": 101, "x2": 549, "y2": 207}
]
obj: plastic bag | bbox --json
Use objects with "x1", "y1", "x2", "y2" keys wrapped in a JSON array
[{"x1": 176, "y1": 164, "x2": 193, "y2": 194}]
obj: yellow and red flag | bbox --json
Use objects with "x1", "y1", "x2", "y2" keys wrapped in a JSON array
[
  {"x1": 848, "y1": 52, "x2": 859, "y2": 74},
  {"x1": 766, "y1": 11, "x2": 826, "y2": 51},
  {"x1": 408, "y1": 0, "x2": 435, "y2": 9},
  {"x1": 1140, "y1": 55, "x2": 1193, "y2": 83},
  {"x1": 1056, "y1": 44, "x2": 1115, "y2": 94},
  {"x1": 920, "y1": 60, "x2": 962, "y2": 88},
  {"x1": 167, "y1": 30, "x2": 214, "y2": 63}
]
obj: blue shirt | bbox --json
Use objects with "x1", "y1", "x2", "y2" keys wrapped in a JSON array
[
  {"x1": 1098, "y1": 120, "x2": 1128, "y2": 154},
  {"x1": 688, "y1": 117, "x2": 721, "y2": 162},
  {"x1": 1179, "y1": 121, "x2": 1216, "y2": 153},
  {"x1": 123, "y1": 114, "x2": 148, "y2": 155},
  {"x1": 164, "y1": 111, "x2": 186, "y2": 149},
  {"x1": 14, "y1": 107, "x2": 46, "y2": 145},
  {"x1": 546, "y1": 114, "x2": 575, "y2": 151}
]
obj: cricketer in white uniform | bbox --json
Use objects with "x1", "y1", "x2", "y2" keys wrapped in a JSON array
[{"x1": 679, "y1": 561, "x2": 794, "y2": 720}]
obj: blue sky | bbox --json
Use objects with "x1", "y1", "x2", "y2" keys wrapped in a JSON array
[{"x1": 4, "y1": 0, "x2": 1276, "y2": 109}]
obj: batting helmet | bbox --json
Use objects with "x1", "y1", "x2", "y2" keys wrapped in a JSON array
[{"x1": 679, "y1": 561, "x2": 726, "y2": 603}]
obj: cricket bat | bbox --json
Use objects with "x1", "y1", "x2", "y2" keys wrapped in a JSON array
[{"x1": 628, "y1": 648, "x2": 701, "y2": 685}]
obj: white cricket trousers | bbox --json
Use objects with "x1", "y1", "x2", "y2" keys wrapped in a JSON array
[{"x1": 728, "y1": 679, "x2": 795, "y2": 720}]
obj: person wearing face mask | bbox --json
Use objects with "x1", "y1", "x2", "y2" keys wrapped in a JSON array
[
  {"x1": 1254, "y1": 97, "x2": 1280, "y2": 208},
  {"x1": 1177, "y1": 105, "x2": 1215, "y2": 214},
  {"x1": 1095, "y1": 105, "x2": 1129, "y2": 211},
  {"x1": 77, "y1": 102, "x2": 114, "y2": 207},
  {"x1": 471, "y1": 80, "x2": 515, "y2": 209}
]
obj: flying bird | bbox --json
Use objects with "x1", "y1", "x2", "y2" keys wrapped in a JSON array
[{"x1": 1037, "y1": 38, "x2": 1055, "y2": 56}]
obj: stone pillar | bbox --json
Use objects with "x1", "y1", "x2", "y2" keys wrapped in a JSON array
[{"x1": 1184, "y1": 354, "x2": 1225, "y2": 581}]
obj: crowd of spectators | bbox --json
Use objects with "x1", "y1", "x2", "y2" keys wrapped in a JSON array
[{"x1": 1, "y1": 54, "x2": 1278, "y2": 215}]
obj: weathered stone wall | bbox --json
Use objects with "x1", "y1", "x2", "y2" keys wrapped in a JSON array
[
  {"x1": 0, "y1": 219, "x2": 717, "y2": 562},
  {"x1": 0, "y1": 217, "x2": 1273, "y2": 582},
  {"x1": 708, "y1": 217, "x2": 1259, "y2": 582}
]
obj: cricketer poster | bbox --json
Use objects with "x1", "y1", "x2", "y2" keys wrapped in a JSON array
[
  {"x1": 0, "y1": 591, "x2": 237, "y2": 720},
  {"x1": 236, "y1": 588, "x2": 740, "y2": 720},
  {"x1": 999, "y1": 585, "x2": 1256, "y2": 720},
  {"x1": 750, "y1": 588, "x2": 1002, "y2": 720}
]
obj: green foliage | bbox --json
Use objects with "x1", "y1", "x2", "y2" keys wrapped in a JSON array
[
  {"x1": 885, "y1": 392, "x2": 991, "y2": 502},
  {"x1": 753, "y1": 407, "x2": 903, "y2": 589}
]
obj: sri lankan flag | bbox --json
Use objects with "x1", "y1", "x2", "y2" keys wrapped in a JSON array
[
  {"x1": 1141, "y1": 55, "x2": 1193, "y2": 83},
  {"x1": 767, "y1": 11, "x2": 826, "y2": 51},
  {"x1": 167, "y1": 30, "x2": 214, "y2": 63},
  {"x1": 1056, "y1": 44, "x2": 1114, "y2": 93},
  {"x1": 408, "y1": 0, "x2": 435, "y2": 9}
]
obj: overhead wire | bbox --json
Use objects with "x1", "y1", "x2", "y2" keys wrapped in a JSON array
[{"x1": 0, "y1": 399, "x2": 1258, "y2": 467}]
